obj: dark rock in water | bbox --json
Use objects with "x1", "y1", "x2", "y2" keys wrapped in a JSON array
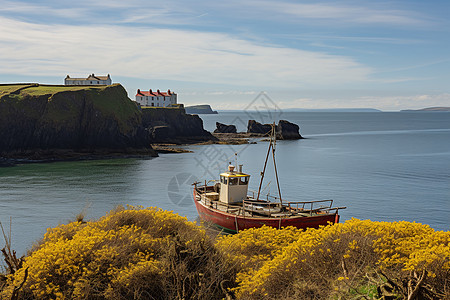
[
  {"x1": 0, "y1": 84, "x2": 157, "y2": 159},
  {"x1": 247, "y1": 120, "x2": 272, "y2": 135},
  {"x1": 276, "y1": 120, "x2": 302, "y2": 140},
  {"x1": 141, "y1": 107, "x2": 217, "y2": 144},
  {"x1": 214, "y1": 122, "x2": 237, "y2": 133},
  {"x1": 247, "y1": 120, "x2": 303, "y2": 140}
]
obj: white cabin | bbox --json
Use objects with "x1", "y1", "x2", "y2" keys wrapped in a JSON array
[
  {"x1": 219, "y1": 166, "x2": 250, "y2": 204},
  {"x1": 65, "y1": 74, "x2": 112, "y2": 85}
]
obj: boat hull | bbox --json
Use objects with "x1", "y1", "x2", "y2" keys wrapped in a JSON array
[{"x1": 194, "y1": 190, "x2": 340, "y2": 233}]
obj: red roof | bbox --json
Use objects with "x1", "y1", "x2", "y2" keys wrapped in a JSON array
[{"x1": 136, "y1": 89, "x2": 176, "y2": 97}]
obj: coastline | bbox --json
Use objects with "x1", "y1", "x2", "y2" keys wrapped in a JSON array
[{"x1": 0, "y1": 148, "x2": 157, "y2": 166}]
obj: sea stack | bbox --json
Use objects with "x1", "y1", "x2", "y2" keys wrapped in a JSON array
[{"x1": 247, "y1": 120, "x2": 303, "y2": 139}]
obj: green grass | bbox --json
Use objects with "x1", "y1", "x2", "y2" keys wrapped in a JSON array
[
  {"x1": 0, "y1": 84, "x2": 108, "y2": 99},
  {"x1": 0, "y1": 84, "x2": 32, "y2": 95},
  {"x1": 20, "y1": 85, "x2": 107, "y2": 96}
]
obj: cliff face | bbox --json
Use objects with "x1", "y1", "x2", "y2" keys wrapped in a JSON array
[
  {"x1": 0, "y1": 84, "x2": 154, "y2": 154},
  {"x1": 141, "y1": 107, "x2": 216, "y2": 143}
]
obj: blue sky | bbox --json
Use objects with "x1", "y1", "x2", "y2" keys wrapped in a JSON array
[{"x1": 0, "y1": 0, "x2": 449, "y2": 110}]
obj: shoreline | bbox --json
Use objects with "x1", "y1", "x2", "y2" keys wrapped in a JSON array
[
  {"x1": 0, "y1": 132, "x2": 294, "y2": 165},
  {"x1": 0, "y1": 148, "x2": 157, "y2": 166}
]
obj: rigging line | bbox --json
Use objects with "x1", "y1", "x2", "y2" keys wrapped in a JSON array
[
  {"x1": 256, "y1": 139, "x2": 272, "y2": 201},
  {"x1": 272, "y1": 138, "x2": 282, "y2": 204},
  {"x1": 261, "y1": 180, "x2": 272, "y2": 195}
]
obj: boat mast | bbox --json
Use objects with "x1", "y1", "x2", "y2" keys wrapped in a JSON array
[
  {"x1": 256, "y1": 123, "x2": 283, "y2": 204},
  {"x1": 272, "y1": 125, "x2": 283, "y2": 204}
]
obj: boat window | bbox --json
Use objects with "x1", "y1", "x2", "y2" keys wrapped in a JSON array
[
  {"x1": 229, "y1": 177, "x2": 238, "y2": 185},
  {"x1": 221, "y1": 176, "x2": 228, "y2": 185},
  {"x1": 239, "y1": 176, "x2": 249, "y2": 185}
]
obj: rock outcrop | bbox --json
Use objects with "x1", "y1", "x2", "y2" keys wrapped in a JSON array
[
  {"x1": 141, "y1": 107, "x2": 216, "y2": 144},
  {"x1": 276, "y1": 120, "x2": 302, "y2": 139},
  {"x1": 0, "y1": 84, "x2": 156, "y2": 159},
  {"x1": 214, "y1": 122, "x2": 237, "y2": 133},
  {"x1": 247, "y1": 120, "x2": 303, "y2": 140},
  {"x1": 247, "y1": 120, "x2": 273, "y2": 135}
]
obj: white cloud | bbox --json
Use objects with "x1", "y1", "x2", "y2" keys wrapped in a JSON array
[
  {"x1": 0, "y1": 16, "x2": 371, "y2": 89},
  {"x1": 239, "y1": 0, "x2": 430, "y2": 27},
  {"x1": 1, "y1": 0, "x2": 432, "y2": 28},
  {"x1": 0, "y1": 0, "x2": 87, "y2": 20}
]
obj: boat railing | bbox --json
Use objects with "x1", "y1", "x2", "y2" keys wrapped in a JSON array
[
  {"x1": 197, "y1": 187, "x2": 345, "y2": 217},
  {"x1": 287, "y1": 199, "x2": 333, "y2": 210},
  {"x1": 243, "y1": 198, "x2": 339, "y2": 216}
]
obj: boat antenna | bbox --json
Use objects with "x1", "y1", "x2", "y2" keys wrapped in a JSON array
[{"x1": 256, "y1": 123, "x2": 283, "y2": 204}]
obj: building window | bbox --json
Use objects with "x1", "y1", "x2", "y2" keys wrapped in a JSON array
[{"x1": 151, "y1": 103, "x2": 154, "y2": 106}]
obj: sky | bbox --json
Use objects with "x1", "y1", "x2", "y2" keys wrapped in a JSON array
[{"x1": 0, "y1": 0, "x2": 449, "y2": 110}]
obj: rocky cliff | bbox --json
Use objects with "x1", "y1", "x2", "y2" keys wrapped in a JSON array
[
  {"x1": 141, "y1": 107, "x2": 216, "y2": 143},
  {"x1": 0, "y1": 84, "x2": 156, "y2": 158}
]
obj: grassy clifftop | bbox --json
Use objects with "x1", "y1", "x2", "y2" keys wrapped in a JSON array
[
  {"x1": 0, "y1": 84, "x2": 139, "y2": 132},
  {"x1": 0, "y1": 84, "x2": 153, "y2": 154}
]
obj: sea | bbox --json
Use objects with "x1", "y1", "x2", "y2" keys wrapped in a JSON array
[{"x1": 0, "y1": 111, "x2": 449, "y2": 255}]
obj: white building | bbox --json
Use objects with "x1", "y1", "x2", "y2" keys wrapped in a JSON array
[
  {"x1": 65, "y1": 74, "x2": 112, "y2": 85},
  {"x1": 135, "y1": 89, "x2": 177, "y2": 107}
]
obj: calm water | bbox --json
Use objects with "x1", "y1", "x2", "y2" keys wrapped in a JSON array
[{"x1": 0, "y1": 112, "x2": 449, "y2": 255}]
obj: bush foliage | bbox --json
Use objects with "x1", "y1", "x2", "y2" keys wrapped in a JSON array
[
  {"x1": 1, "y1": 208, "x2": 449, "y2": 300},
  {"x1": 216, "y1": 218, "x2": 450, "y2": 299},
  {"x1": 1, "y1": 206, "x2": 236, "y2": 300}
]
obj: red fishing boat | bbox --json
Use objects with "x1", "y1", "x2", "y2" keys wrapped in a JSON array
[{"x1": 193, "y1": 124, "x2": 346, "y2": 233}]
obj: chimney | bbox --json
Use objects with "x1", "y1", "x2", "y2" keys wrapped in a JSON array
[
  {"x1": 150, "y1": 89, "x2": 152, "y2": 94},
  {"x1": 157, "y1": 89, "x2": 160, "y2": 94},
  {"x1": 238, "y1": 164, "x2": 243, "y2": 173},
  {"x1": 137, "y1": 89, "x2": 141, "y2": 94}
]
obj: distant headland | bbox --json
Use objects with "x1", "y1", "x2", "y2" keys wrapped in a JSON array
[
  {"x1": 401, "y1": 107, "x2": 450, "y2": 112},
  {"x1": 185, "y1": 104, "x2": 218, "y2": 114}
]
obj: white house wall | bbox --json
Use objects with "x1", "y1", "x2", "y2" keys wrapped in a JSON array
[{"x1": 135, "y1": 94, "x2": 177, "y2": 107}]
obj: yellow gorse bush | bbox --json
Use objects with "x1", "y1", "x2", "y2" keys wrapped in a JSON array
[
  {"x1": 216, "y1": 218, "x2": 450, "y2": 299},
  {"x1": 1, "y1": 210, "x2": 448, "y2": 300},
  {"x1": 1, "y1": 205, "x2": 234, "y2": 300}
]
